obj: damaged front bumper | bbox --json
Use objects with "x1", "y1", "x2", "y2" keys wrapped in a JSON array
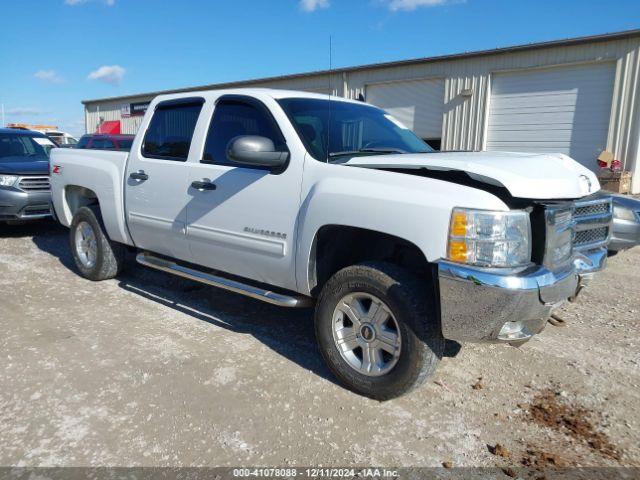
[{"x1": 436, "y1": 247, "x2": 607, "y2": 343}]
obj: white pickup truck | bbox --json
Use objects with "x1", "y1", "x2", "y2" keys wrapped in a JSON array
[{"x1": 50, "y1": 88, "x2": 612, "y2": 399}]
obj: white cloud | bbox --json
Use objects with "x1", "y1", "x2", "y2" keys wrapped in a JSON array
[
  {"x1": 34, "y1": 70, "x2": 64, "y2": 84},
  {"x1": 64, "y1": 0, "x2": 115, "y2": 6},
  {"x1": 87, "y1": 65, "x2": 126, "y2": 86},
  {"x1": 299, "y1": 0, "x2": 329, "y2": 12},
  {"x1": 5, "y1": 107, "x2": 46, "y2": 116},
  {"x1": 386, "y1": 0, "x2": 460, "y2": 11}
]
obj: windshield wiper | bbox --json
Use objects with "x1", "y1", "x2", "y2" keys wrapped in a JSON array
[{"x1": 328, "y1": 147, "x2": 407, "y2": 158}]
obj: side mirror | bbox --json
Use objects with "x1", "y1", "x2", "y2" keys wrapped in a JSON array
[{"x1": 227, "y1": 135, "x2": 289, "y2": 168}]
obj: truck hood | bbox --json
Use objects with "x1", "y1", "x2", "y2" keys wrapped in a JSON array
[
  {"x1": 0, "y1": 157, "x2": 50, "y2": 176},
  {"x1": 344, "y1": 151, "x2": 600, "y2": 200}
]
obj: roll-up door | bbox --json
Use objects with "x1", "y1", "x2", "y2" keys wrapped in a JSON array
[
  {"x1": 366, "y1": 78, "x2": 445, "y2": 142},
  {"x1": 486, "y1": 63, "x2": 615, "y2": 170}
]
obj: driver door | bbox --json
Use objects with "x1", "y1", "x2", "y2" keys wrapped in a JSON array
[{"x1": 185, "y1": 95, "x2": 303, "y2": 291}]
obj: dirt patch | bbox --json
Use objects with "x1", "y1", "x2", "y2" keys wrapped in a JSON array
[
  {"x1": 488, "y1": 443, "x2": 511, "y2": 458},
  {"x1": 526, "y1": 388, "x2": 620, "y2": 460},
  {"x1": 520, "y1": 444, "x2": 568, "y2": 468}
]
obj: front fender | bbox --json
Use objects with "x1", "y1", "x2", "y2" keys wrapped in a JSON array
[{"x1": 294, "y1": 167, "x2": 508, "y2": 295}]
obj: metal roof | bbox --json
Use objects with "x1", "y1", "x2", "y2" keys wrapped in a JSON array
[{"x1": 82, "y1": 28, "x2": 640, "y2": 105}]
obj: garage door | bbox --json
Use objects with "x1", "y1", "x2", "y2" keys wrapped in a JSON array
[
  {"x1": 486, "y1": 63, "x2": 615, "y2": 171},
  {"x1": 366, "y1": 78, "x2": 445, "y2": 140}
]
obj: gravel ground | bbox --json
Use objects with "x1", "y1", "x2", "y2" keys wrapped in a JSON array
[{"x1": 0, "y1": 221, "x2": 639, "y2": 469}]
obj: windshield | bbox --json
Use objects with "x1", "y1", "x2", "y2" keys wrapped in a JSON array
[
  {"x1": 0, "y1": 133, "x2": 52, "y2": 160},
  {"x1": 278, "y1": 98, "x2": 432, "y2": 162}
]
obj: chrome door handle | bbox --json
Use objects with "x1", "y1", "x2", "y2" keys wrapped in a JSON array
[
  {"x1": 191, "y1": 180, "x2": 217, "y2": 191},
  {"x1": 129, "y1": 170, "x2": 148, "y2": 181}
]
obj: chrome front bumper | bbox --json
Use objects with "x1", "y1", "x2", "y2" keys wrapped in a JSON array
[
  {"x1": 437, "y1": 247, "x2": 607, "y2": 343},
  {"x1": 609, "y1": 216, "x2": 640, "y2": 251}
]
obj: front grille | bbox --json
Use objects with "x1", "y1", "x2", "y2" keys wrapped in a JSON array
[
  {"x1": 572, "y1": 196, "x2": 612, "y2": 251},
  {"x1": 575, "y1": 227, "x2": 608, "y2": 247},
  {"x1": 574, "y1": 202, "x2": 610, "y2": 217},
  {"x1": 543, "y1": 196, "x2": 612, "y2": 270},
  {"x1": 18, "y1": 176, "x2": 50, "y2": 192}
]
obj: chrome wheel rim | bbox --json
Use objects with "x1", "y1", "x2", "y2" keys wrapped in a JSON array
[
  {"x1": 332, "y1": 292, "x2": 402, "y2": 377},
  {"x1": 74, "y1": 221, "x2": 98, "y2": 269}
]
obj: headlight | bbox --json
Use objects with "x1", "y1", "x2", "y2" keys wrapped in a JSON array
[
  {"x1": 613, "y1": 206, "x2": 638, "y2": 222},
  {"x1": 0, "y1": 175, "x2": 18, "y2": 187},
  {"x1": 447, "y1": 208, "x2": 531, "y2": 267}
]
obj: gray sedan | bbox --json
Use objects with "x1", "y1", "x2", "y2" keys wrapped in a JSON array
[{"x1": 609, "y1": 194, "x2": 640, "y2": 252}]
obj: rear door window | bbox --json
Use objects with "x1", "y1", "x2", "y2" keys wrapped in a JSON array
[{"x1": 142, "y1": 99, "x2": 204, "y2": 161}]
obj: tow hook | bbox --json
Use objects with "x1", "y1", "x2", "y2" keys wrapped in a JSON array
[
  {"x1": 568, "y1": 284, "x2": 584, "y2": 303},
  {"x1": 548, "y1": 313, "x2": 567, "y2": 327},
  {"x1": 569, "y1": 274, "x2": 590, "y2": 303}
]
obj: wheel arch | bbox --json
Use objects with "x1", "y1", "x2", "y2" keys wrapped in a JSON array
[
  {"x1": 306, "y1": 224, "x2": 437, "y2": 297},
  {"x1": 63, "y1": 185, "x2": 99, "y2": 221},
  {"x1": 61, "y1": 184, "x2": 132, "y2": 245}
]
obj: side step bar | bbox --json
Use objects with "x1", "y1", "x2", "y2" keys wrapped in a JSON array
[{"x1": 136, "y1": 252, "x2": 313, "y2": 308}]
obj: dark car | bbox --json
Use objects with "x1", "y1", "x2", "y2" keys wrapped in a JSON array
[
  {"x1": 76, "y1": 134, "x2": 134, "y2": 151},
  {"x1": 609, "y1": 194, "x2": 640, "y2": 253},
  {"x1": 0, "y1": 128, "x2": 56, "y2": 223}
]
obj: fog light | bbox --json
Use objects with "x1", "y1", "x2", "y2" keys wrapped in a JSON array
[{"x1": 498, "y1": 321, "x2": 527, "y2": 340}]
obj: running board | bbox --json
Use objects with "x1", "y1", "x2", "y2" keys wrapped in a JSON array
[{"x1": 136, "y1": 252, "x2": 313, "y2": 308}]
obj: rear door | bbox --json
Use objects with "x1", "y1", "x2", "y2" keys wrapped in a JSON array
[{"x1": 124, "y1": 97, "x2": 204, "y2": 260}]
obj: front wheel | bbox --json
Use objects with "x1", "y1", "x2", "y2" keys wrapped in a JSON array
[
  {"x1": 315, "y1": 262, "x2": 444, "y2": 400},
  {"x1": 70, "y1": 206, "x2": 126, "y2": 281}
]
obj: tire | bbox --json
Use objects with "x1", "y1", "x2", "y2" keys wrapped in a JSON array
[
  {"x1": 315, "y1": 262, "x2": 444, "y2": 400},
  {"x1": 69, "y1": 206, "x2": 126, "y2": 281}
]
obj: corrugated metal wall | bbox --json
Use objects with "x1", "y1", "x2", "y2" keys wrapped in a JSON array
[
  {"x1": 84, "y1": 36, "x2": 640, "y2": 192},
  {"x1": 85, "y1": 99, "x2": 148, "y2": 135},
  {"x1": 345, "y1": 37, "x2": 640, "y2": 166},
  {"x1": 84, "y1": 74, "x2": 341, "y2": 136},
  {"x1": 365, "y1": 78, "x2": 445, "y2": 139}
]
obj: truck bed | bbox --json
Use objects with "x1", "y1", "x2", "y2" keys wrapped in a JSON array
[{"x1": 50, "y1": 148, "x2": 133, "y2": 245}]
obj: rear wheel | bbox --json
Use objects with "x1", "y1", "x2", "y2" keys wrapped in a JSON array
[
  {"x1": 315, "y1": 262, "x2": 444, "y2": 400},
  {"x1": 70, "y1": 206, "x2": 126, "y2": 281}
]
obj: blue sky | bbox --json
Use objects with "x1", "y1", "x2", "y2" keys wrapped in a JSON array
[{"x1": 1, "y1": 0, "x2": 638, "y2": 137}]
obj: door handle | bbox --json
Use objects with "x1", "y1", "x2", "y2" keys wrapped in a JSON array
[
  {"x1": 191, "y1": 180, "x2": 217, "y2": 191},
  {"x1": 129, "y1": 170, "x2": 149, "y2": 181}
]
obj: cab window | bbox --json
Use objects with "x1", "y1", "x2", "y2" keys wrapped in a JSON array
[
  {"x1": 202, "y1": 99, "x2": 286, "y2": 166},
  {"x1": 142, "y1": 99, "x2": 204, "y2": 161}
]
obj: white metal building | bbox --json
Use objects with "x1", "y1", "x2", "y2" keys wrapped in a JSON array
[{"x1": 83, "y1": 29, "x2": 640, "y2": 192}]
